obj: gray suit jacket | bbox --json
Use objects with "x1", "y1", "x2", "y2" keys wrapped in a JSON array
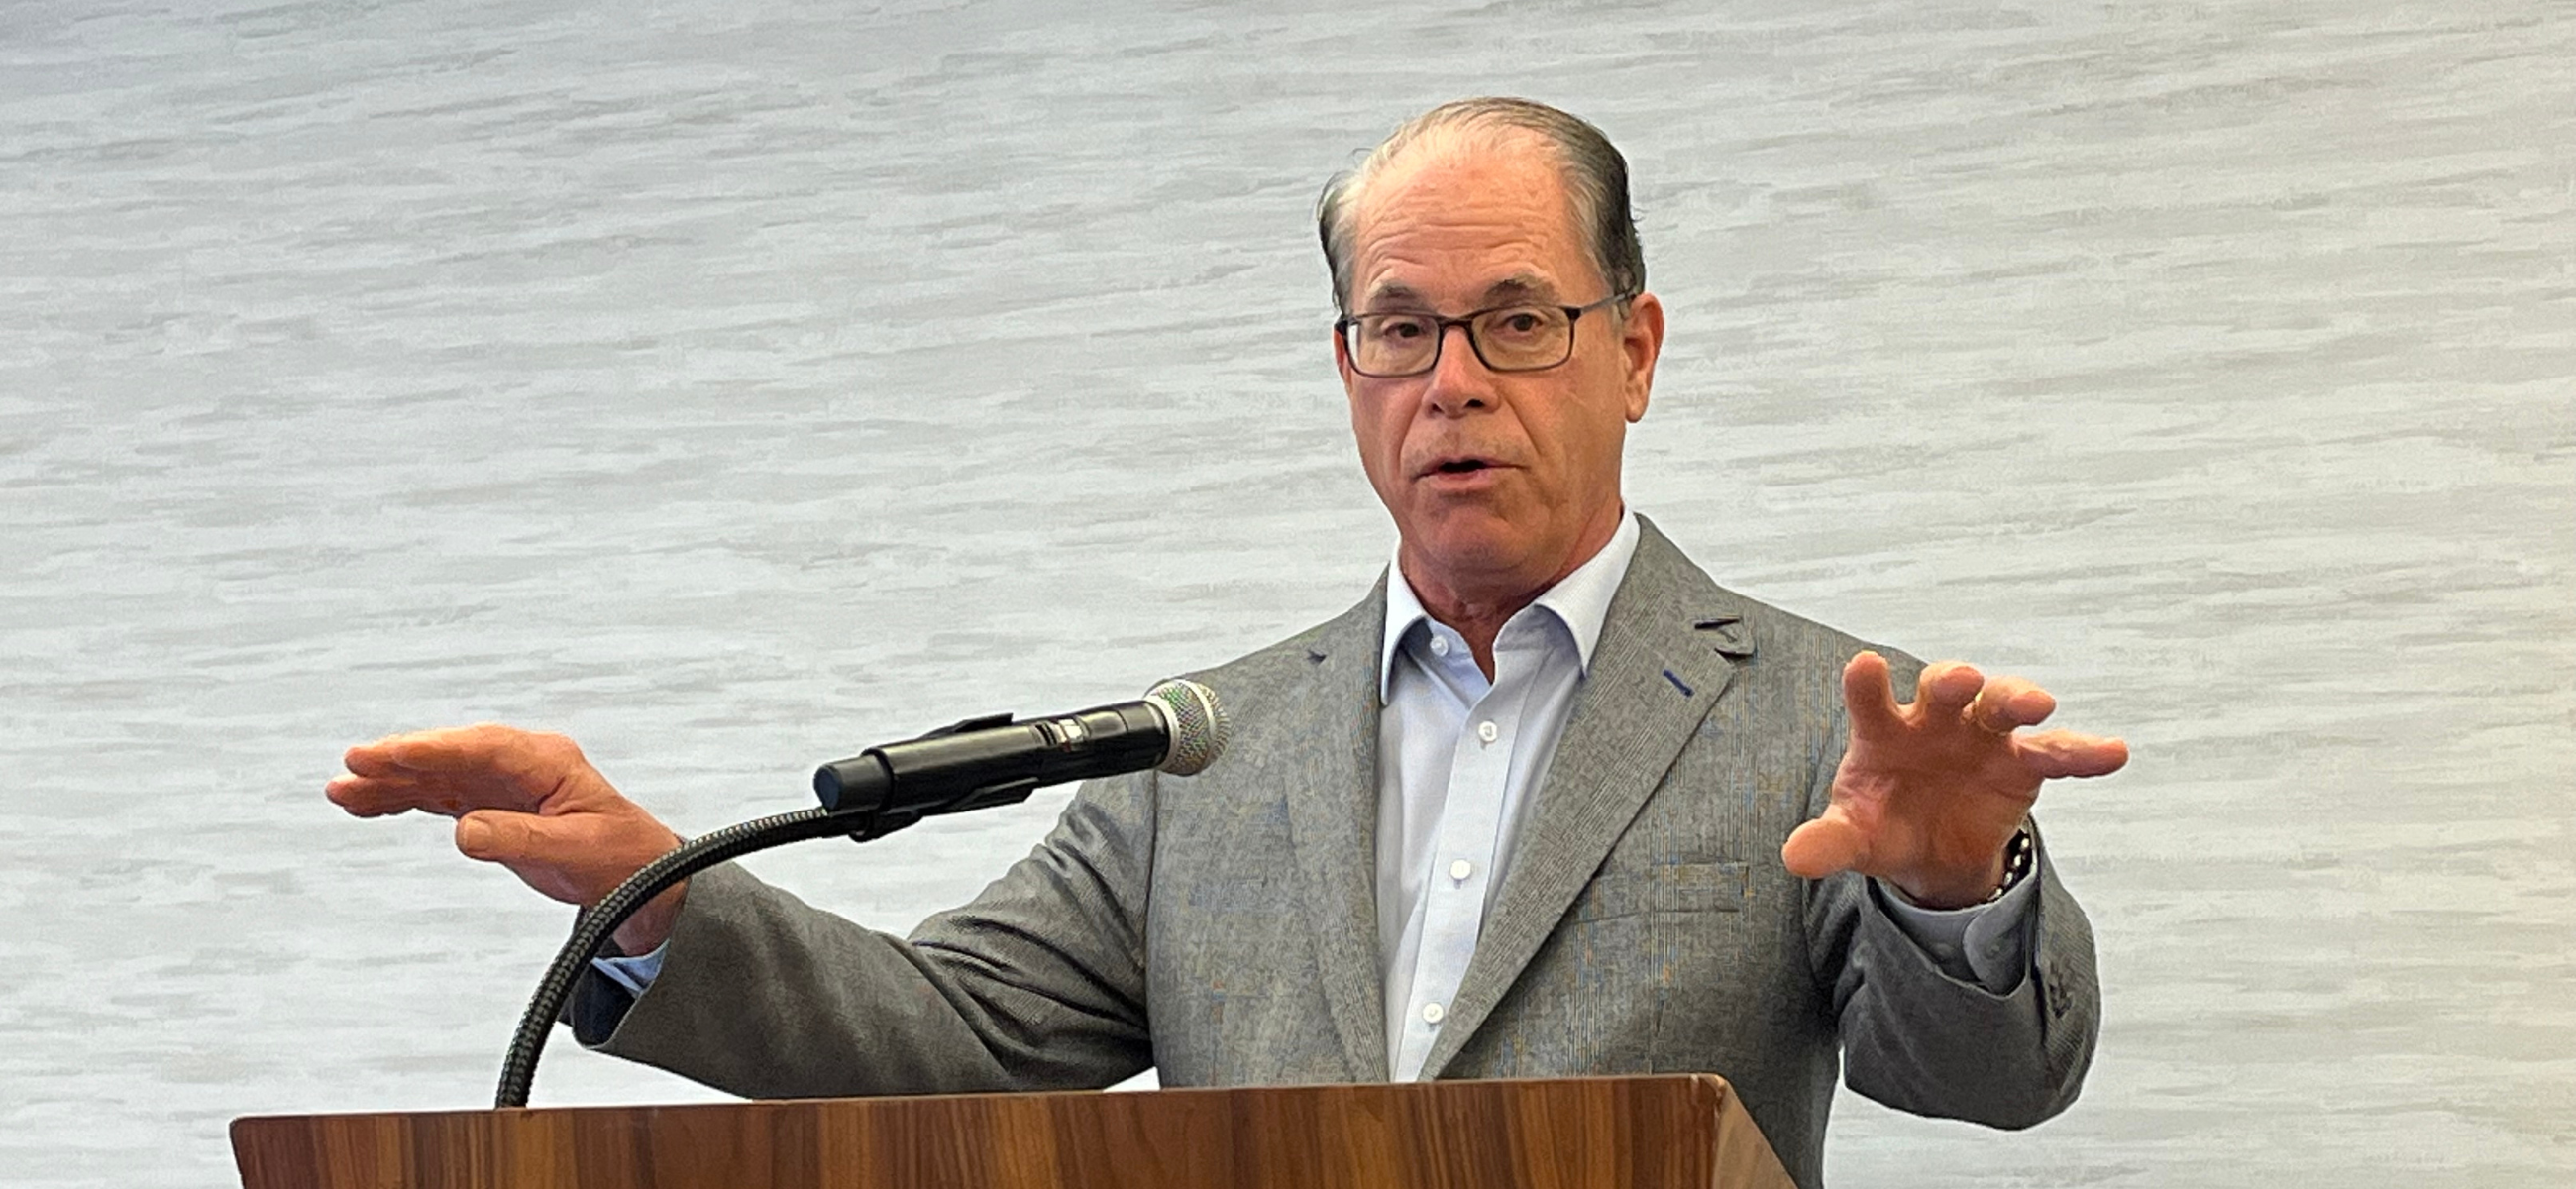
[{"x1": 573, "y1": 517, "x2": 2100, "y2": 1188}]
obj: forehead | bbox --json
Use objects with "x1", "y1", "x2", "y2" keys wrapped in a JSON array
[{"x1": 1345, "y1": 133, "x2": 1599, "y2": 308}]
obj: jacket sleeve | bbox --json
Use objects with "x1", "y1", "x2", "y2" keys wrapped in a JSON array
[
  {"x1": 1800, "y1": 651, "x2": 2102, "y2": 1128},
  {"x1": 562, "y1": 768, "x2": 1159, "y2": 1099}
]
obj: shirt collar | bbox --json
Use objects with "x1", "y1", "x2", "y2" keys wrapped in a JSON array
[{"x1": 1378, "y1": 509, "x2": 1643, "y2": 702}]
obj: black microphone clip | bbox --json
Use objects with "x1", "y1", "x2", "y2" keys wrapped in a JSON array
[{"x1": 810, "y1": 684, "x2": 1217, "y2": 841}]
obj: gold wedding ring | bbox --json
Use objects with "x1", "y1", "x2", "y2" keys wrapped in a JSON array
[{"x1": 1965, "y1": 692, "x2": 2013, "y2": 734}]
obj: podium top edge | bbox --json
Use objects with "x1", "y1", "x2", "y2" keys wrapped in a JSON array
[{"x1": 230, "y1": 1072, "x2": 1740, "y2": 1128}]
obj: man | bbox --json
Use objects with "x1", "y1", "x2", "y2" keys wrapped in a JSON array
[{"x1": 329, "y1": 98, "x2": 2125, "y2": 1187}]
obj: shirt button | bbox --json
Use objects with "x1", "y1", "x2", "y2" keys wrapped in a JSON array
[
  {"x1": 1449, "y1": 859, "x2": 1474, "y2": 882},
  {"x1": 1429, "y1": 636, "x2": 1449, "y2": 656},
  {"x1": 1421, "y1": 1002, "x2": 1446, "y2": 1025},
  {"x1": 1476, "y1": 720, "x2": 1499, "y2": 744}
]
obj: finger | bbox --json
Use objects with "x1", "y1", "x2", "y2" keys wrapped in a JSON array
[
  {"x1": 327, "y1": 771, "x2": 513, "y2": 818},
  {"x1": 1841, "y1": 651, "x2": 1903, "y2": 737},
  {"x1": 347, "y1": 725, "x2": 568, "y2": 809},
  {"x1": 327, "y1": 773, "x2": 417, "y2": 817},
  {"x1": 328, "y1": 771, "x2": 457, "y2": 816},
  {"x1": 1970, "y1": 677, "x2": 2057, "y2": 733},
  {"x1": 1781, "y1": 810, "x2": 1869, "y2": 880},
  {"x1": 1915, "y1": 661, "x2": 1985, "y2": 722},
  {"x1": 456, "y1": 809, "x2": 578, "y2": 865},
  {"x1": 344, "y1": 725, "x2": 517, "y2": 778},
  {"x1": 377, "y1": 724, "x2": 553, "y2": 776},
  {"x1": 2015, "y1": 731, "x2": 2130, "y2": 779},
  {"x1": 343, "y1": 737, "x2": 431, "y2": 779}
]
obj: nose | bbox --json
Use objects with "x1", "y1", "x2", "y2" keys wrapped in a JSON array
[{"x1": 1421, "y1": 322, "x2": 1495, "y2": 416}]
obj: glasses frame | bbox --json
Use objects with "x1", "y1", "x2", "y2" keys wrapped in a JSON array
[{"x1": 1335, "y1": 292, "x2": 1635, "y2": 378}]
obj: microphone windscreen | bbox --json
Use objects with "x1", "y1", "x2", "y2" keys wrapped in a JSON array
[{"x1": 1144, "y1": 678, "x2": 1228, "y2": 776}]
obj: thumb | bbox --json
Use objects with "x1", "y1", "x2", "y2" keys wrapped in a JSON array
[
  {"x1": 1781, "y1": 810, "x2": 1868, "y2": 880},
  {"x1": 455, "y1": 810, "x2": 567, "y2": 865}
]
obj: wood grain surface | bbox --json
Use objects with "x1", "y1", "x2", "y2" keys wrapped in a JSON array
[{"x1": 231, "y1": 1076, "x2": 1791, "y2": 1189}]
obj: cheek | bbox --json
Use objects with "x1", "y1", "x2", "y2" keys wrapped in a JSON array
[
  {"x1": 1550, "y1": 388, "x2": 1633, "y2": 476},
  {"x1": 1349, "y1": 399, "x2": 1407, "y2": 482}
]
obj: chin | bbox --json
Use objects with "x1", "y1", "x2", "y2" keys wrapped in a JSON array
[{"x1": 1404, "y1": 519, "x2": 1547, "y2": 586}]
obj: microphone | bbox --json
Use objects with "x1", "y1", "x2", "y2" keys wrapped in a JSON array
[{"x1": 810, "y1": 678, "x2": 1228, "y2": 834}]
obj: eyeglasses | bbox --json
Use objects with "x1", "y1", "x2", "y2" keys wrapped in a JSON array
[{"x1": 1336, "y1": 293, "x2": 1632, "y2": 378}]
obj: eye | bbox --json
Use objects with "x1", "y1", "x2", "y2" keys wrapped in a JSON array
[
  {"x1": 1370, "y1": 314, "x2": 1432, "y2": 341},
  {"x1": 1484, "y1": 307, "x2": 1550, "y2": 340}
]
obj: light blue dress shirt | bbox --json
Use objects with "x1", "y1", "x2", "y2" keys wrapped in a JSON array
[
  {"x1": 600, "y1": 508, "x2": 2041, "y2": 1070},
  {"x1": 1371, "y1": 512, "x2": 1643, "y2": 1080}
]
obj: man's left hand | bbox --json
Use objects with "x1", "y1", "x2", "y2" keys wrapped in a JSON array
[{"x1": 1780, "y1": 651, "x2": 2129, "y2": 908}]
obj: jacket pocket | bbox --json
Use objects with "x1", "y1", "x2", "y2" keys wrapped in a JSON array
[{"x1": 1568, "y1": 860, "x2": 1751, "y2": 923}]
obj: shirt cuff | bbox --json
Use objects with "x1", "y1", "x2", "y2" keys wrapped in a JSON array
[
  {"x1": 1868, "y1": 861, "x2": 2040, "y2": 995},
  {"x1": 590, "y1": 942, "x2": 669, "y2": 998}
]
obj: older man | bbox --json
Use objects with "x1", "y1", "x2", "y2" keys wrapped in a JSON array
[{"x1": 330, "y1": 98, "x2": 2124, "y2": 1187}]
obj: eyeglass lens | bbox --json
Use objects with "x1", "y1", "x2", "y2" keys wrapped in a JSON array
[{"x1": 1348, "y1": 306, "x2": 1574, "y2": 377}]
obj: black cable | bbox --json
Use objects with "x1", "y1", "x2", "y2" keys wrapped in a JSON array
[{"x1": 492, "y1": 806, "x2": 876, "y2": 1108}]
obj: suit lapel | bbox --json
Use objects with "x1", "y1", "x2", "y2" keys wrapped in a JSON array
[
  {"x1": 1419, "y1": 518, "x2": 1756, "y2": 1077},
  {"x1": 1278, "y1": 576, "x2": 1392, "y2": 1081}
]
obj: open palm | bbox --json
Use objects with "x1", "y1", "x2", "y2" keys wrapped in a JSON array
[{"x1": 1781, "y1": 651, "x2": 2128, "y2": 908}]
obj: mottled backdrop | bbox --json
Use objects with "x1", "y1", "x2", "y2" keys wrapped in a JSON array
[{"x1": 2, "y1": 1, "x2": 2569, "y2": 1185}]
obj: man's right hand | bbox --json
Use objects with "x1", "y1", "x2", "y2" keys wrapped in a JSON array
[{"x1": 327, "y1": 725, "x2": 688, "y2": 955}]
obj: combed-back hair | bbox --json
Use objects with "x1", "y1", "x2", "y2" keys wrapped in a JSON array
[{"x1": 1316, "y1": 97, "x2": 1644, "y2": 314}]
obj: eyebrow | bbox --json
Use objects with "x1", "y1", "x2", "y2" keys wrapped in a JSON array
[
  {"x1": 1359, "y1": 273, "x2": 1562, "y2": 312},
  {"x1": 1477, "y1": 274, "x2": 1556, "y2": 304},
  {"x1": 1360, "y1": 281, "x2": 1430, "y2": 311}
]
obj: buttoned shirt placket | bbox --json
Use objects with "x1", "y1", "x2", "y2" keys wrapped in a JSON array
[{"x1": 1386, "y1": 610, "x2": 1569, "y2": 1082}]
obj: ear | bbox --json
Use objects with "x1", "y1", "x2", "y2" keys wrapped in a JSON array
[{"x1": 1620, "y1": 292, "x2": 1665, "y2": 423}]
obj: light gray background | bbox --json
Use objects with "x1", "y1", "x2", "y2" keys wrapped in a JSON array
[{"x1": 3, "y1": 1, "x2": 2570, "y2": 1185}]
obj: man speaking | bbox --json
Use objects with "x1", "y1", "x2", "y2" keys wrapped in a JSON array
[{"x1": 328, "y1": 98, "x2": 2126, "y2": 1188}]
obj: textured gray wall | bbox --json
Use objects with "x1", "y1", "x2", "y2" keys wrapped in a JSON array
[{"x1": 2, "y1": 1, "x2": 2569, "y2": 1184}]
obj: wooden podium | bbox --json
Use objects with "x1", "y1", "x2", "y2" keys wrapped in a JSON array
[{"x1": 233, "y1": 1075, "x2": 1793, "y2": 1188}]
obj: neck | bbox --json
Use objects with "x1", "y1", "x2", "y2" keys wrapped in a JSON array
[
  {"x1": 1405, "y1": 577, "x2": 1542, "y2": 680},
  {"x1": 1401, "y1": 506, "x2": 1624, "y2": 679}
]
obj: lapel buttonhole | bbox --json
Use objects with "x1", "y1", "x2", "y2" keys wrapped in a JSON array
[{"x1": 1694, "y1": 617, "x2": 1754, "y2": 660}]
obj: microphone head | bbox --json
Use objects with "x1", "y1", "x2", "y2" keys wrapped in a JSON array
[{"x1": 1142, "y1": 678, "x2": 1228, "y2": 776}]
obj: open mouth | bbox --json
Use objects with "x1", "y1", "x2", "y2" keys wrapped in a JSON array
[{"x1": 1434, "y1": 459, "x2": 1491, "y2": 475}]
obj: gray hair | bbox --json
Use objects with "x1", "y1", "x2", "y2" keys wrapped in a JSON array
[{"x1": 1316, "y1": 97, "x2": 1645, "y2": 314}]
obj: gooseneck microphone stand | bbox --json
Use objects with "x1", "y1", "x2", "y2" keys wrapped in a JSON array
[
  {"x1": 489, "y1": 682, "x2": 1225, "y2": 1108},
  {"x1": 490, "y1": 724, "x2": 1029, "y2": 1109},
  {"x1": 491, "y1": 808, "x2": 875, "y2": 1109}
]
